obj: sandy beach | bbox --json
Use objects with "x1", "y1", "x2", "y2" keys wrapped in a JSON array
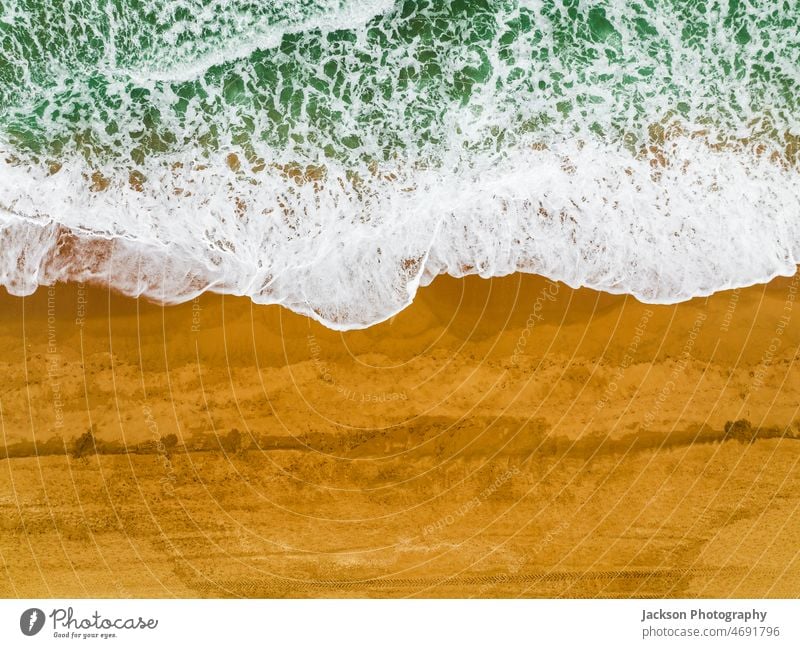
[{"x1": 1, "y1": 272, "x2": 799, "y2": 597}]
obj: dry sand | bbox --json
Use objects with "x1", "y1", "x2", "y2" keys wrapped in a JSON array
[{"x1": 0, "y1": 272, "x2": 799, "y2": 597}]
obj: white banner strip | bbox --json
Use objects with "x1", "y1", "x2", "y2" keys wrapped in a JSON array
[{"x1": 1, "y1": 599, "x2": 798, "y2": 647}]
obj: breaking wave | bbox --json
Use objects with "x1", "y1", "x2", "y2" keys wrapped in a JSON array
[{"x1": 1, "y1": 0, "x2": 798, "y2": 328}]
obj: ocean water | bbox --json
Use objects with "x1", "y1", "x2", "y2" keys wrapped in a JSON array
[{"x1": 0, "y1": 0, "x2": 798, "y2": 328}]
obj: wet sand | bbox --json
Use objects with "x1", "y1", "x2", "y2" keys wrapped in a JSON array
[{"x1": 1, "y1": 272, "x2": 799, "y2": 597}]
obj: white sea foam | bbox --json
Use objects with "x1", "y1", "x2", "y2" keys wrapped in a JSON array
[{"x1": 1, "y1": 135, "x2": 798, "y2": 330}]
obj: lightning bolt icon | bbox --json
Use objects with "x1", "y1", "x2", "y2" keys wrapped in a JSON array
[{"x1": 28, "y1": 610, "x2": 38, "y2": 631}]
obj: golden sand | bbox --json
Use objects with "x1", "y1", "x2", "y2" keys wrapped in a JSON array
[{"x1": 1, "y1": 272, "x2": 799, "y2": 597}]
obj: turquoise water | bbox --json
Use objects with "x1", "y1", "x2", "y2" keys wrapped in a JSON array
[
  {"x1": 0, "y1": 1, "x2": 798, "y2": 328},
  {"x1": 2, "y1": 0, "x2": 797, "y2": 165}
]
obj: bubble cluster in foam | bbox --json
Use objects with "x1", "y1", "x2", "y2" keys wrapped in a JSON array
[{"x1": 0, "y1": 0, "x2": 799, "y2": 328}]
